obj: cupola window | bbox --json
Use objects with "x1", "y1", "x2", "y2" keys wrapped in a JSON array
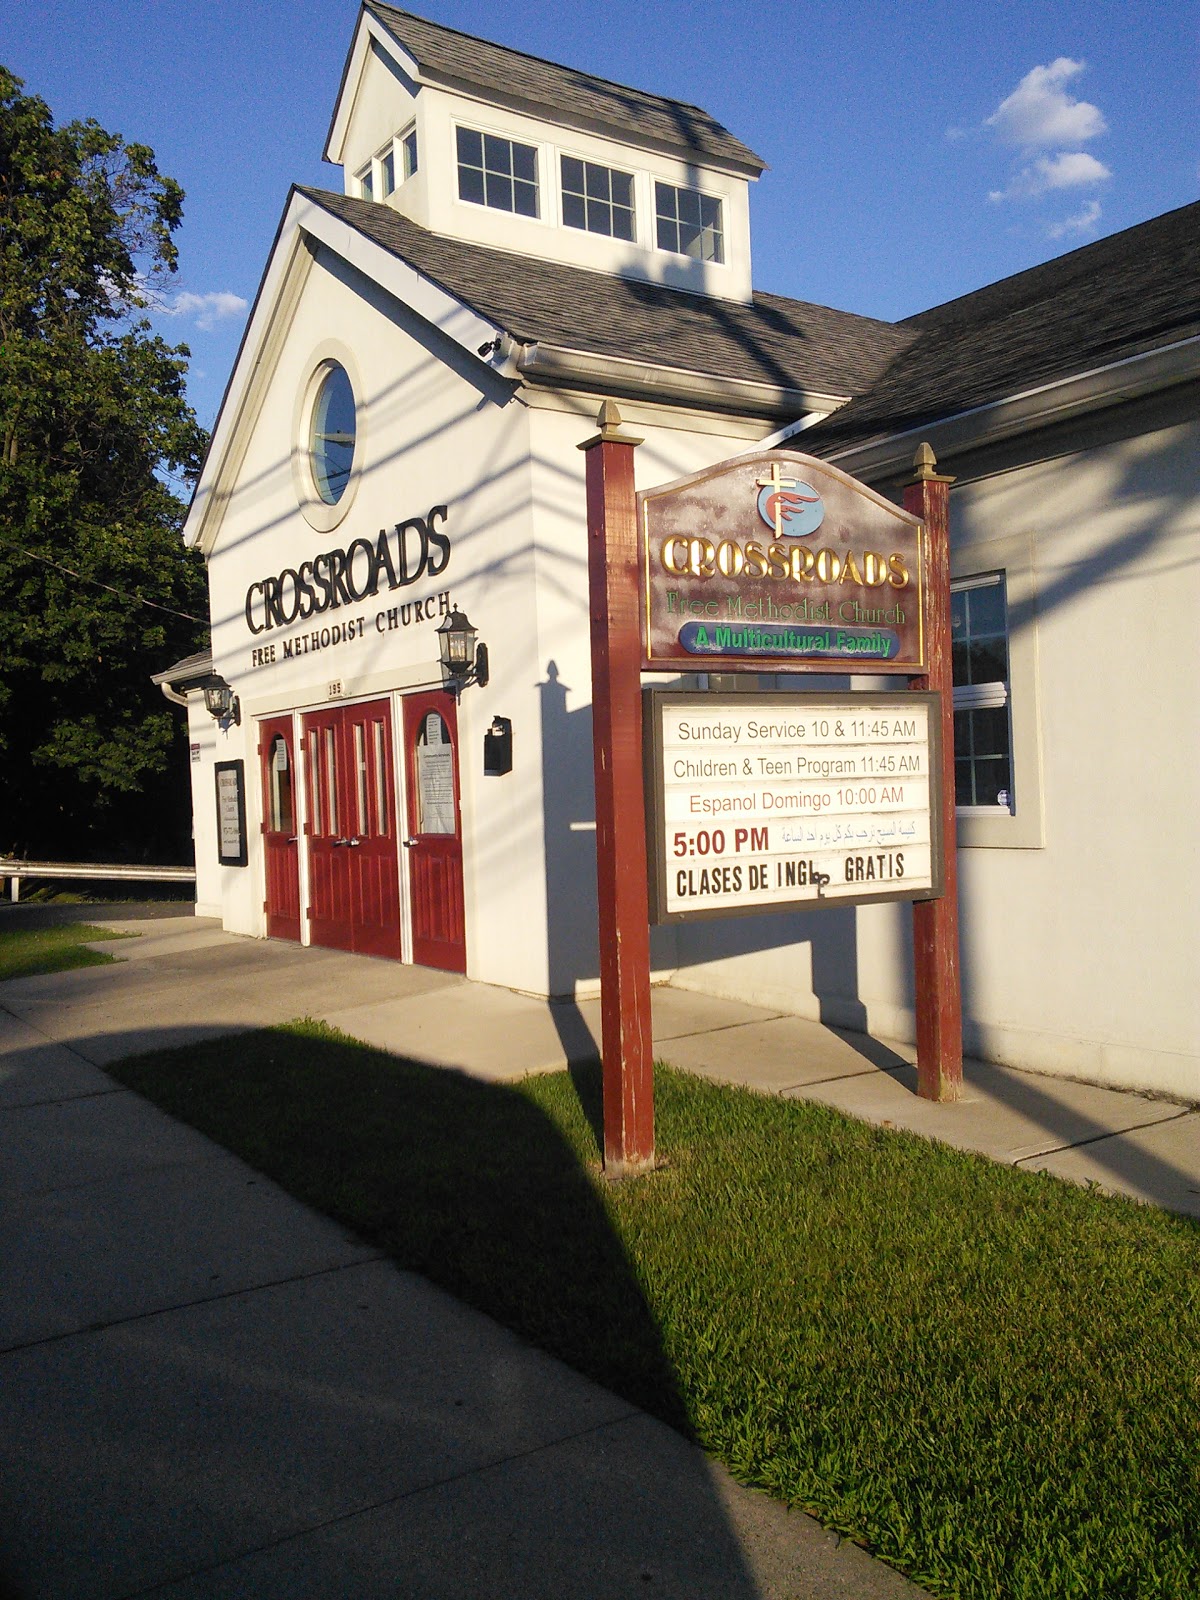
[
  {"x1": 655, "y1": 181, "x2": 724, "y2": 263},
  {"x1": 457, "y1": 127, "x2": 538, "y2": 217},
  {"x1": 560, "y1": 156, "x2": 635, "y2": 240}
]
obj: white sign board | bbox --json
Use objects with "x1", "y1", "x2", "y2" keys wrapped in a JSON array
[{"x1": 646, "y1": 691, "x2": 943, "y2": 921}]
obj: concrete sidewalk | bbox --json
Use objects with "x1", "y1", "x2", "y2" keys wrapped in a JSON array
[
  {"x1": 1, "y1": 911, "x2": 1196, "y2": 1599},
  {"x1": 9, "y1": 909, "x2": 1198, "y2": 1216}
]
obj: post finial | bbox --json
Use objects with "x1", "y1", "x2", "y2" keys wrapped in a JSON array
[
  {"x1": 597, "y1": 399, "x2": 624, "y2": 438},
  {"x1": 902, "y1": 440, "x2": 955, "y2": 488},
  {"x1": 578, "y1": 397, "x2": 643, "y2": 451},
  {"x1": 913, "y1": 442, "x2": 938, "y2": 480}
]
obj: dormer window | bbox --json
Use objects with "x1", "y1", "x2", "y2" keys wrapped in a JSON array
[
  {"x1": 560, "y1": 157, "x2": 635, "y2": 241},
  {"x1": 655, "y1": 181, "x2": 724, "y2": 264},
  {"x1": 457, "y1": 127, "x2": 538, "y2": 217},
  {"x1": 356, "y1": 127, "x2": 418, "y2": 203}
]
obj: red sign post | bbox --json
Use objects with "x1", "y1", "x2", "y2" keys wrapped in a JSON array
[
  {"x1": 582, "y1": 416, "x2": 964, "y2": 1170},
  {"x1": 580, "y1": 402, "x2": 656, "y2": 1174},
  {"x1": 905, "y1": 444, "x2": 963, "y2": 1100}
]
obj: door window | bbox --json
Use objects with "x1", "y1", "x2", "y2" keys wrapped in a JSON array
[
  {"x1": 323, "y1": 726, "x2": 339, "y2": 833},
  {"x1": 415, "y1": 712, "x2": 456, "y2": 834},
  {"x1": 353, "y1": 720, "x2": 368, "y2": 836},
  {"x1": 268, "y1": 735, "x2": 294, "y2": 832},
  {"x1": 373, "y1": 719, "x2": 390, "y2": 836}
]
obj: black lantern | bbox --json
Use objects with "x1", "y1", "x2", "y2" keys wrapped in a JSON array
[
  {"x1": 436, "y1": 608, "x2": 489, "y2": 693},
  {"x1": 202, "y1": 675, "x2": 241, "y2": 726}
]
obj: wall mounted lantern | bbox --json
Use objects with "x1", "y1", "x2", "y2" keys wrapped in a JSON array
[
  {"x1": 437, "y1": 608, "x2": 489, "y2": 694},
  {"x1": 202, "y1": 675, "x2": 241, "y2": 726}
]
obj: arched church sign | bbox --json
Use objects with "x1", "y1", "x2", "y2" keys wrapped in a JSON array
[{"x1": 639, "y1": 452, "x2": 926, "y2": 674}]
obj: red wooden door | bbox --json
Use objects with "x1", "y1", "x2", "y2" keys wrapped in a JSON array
[
  {"x1": 303, "y1": 700, "x2": 401, "y2": 959},
  {"x1": 402, "y1": 692, "x2": 466, "y2": 973},
  {"x1": 305, "y1": 706, "x2": 354, "y2": 953},
  {"x1": 341, "y1": 699, "x2": 402, "y2": 959},
  {"x1": 260, "y1": 716, "x2": 300, "y2": 941}
]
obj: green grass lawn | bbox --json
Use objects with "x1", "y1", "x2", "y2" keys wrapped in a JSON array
[
  {"x1": 0, "y1": 922, "x2": 126, "y2": 982},
  {"x1": 107, "y1": 1022, "x2": 1200, "y2": 1600}
]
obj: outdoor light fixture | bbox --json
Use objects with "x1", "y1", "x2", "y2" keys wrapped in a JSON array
[
  {"x1": 436, "y1": 607, "x2": 489, "y2": 694},
  {"x1": 201, "y1": 675, "x2": 241, "y2": 726}
]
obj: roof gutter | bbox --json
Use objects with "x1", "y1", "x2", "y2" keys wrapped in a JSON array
[
  {"x1": 810, "y1": 334, "x2": 1200, "y2": 481},
  {"x1": 512, "y1": 339, "x2": 847, "y2": 422},
  {"x1": 151, "y1": 653, "x2": 215, "y2": 709}
]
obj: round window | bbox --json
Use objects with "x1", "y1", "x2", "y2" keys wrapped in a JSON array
[{"x1": 309, "y1": 363, "x2": 356, "y2": 505}]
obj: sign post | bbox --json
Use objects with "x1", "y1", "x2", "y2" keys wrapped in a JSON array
[
  {"x1": 580, "y1": 401, "x2": 655, "y2": 1175},
  {"x1": 904, "y1": 444, "x2": 962, "y2": 1101}
]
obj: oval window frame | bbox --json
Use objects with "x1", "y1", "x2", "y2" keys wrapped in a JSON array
[{"x1": 292, "y1": 343, "x2": 365, "y2": 533}]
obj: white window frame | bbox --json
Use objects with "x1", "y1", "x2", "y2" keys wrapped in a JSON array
[
  {"x1": 290, "y1": 341, "x2": 366, "y2": 535},
  {"x1": 950, "y1": 534, "x2": 1044, "y2": 849},
  {"x1": 399, "y1": 122, "x2": 418, "y2": 183},
  {"x1": 653, "y1": 179, "x2": 725, "y2": 264},
  {"x1": 356, "y1": 128, "x2": 418, "y2": 204},
  {"x1": 952, "y1": 573, "x2": 1014, "y2": 814},
  {"x1": 558, "y1": 150, "x2": 638, "y2": 243},
  {"x1": 453, "y1": 121, "x2": 543, "y2": 221}
]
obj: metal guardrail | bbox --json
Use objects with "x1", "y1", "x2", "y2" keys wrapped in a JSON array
[{"x1": 0, "y1": 860, "x2": 197, "y2": 903}]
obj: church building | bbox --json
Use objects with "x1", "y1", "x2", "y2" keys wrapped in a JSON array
[{"x1": 159, "y1": 4, "x2": 1200, "y2": 1102}]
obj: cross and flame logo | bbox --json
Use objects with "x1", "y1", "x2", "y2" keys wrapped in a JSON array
[{"x1": 755, "y1": 463, "x2": 825, "y2": 539}]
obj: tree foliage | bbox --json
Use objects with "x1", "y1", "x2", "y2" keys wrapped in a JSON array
[{"x1": 0, "y1": 67, "x2": 209, "y2": 861}]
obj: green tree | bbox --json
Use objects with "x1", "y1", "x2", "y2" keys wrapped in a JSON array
[{"x1": 0, "y1": 66, "x2": 209, "y2": 862}]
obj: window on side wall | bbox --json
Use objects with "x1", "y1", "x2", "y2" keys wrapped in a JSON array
[
  {"x1": 401, "y1": 125, "x2": 418, "y2": 181},
  {"x1": 378, "y1": 146, "x2": 396, "y2": 198},
  {"x1": 456, "y1": 127, "x2": 538, "y2": 217},
  {"x1": 655, "y1": 181, "x2": 723, "y2": 262},
  {"x1": 356, "y1": 163, "x2": 375, "y2": 201},
  {"x1": 951, "y1": 574, "x2": 1013, "y2": 812},
  {"x1": 560, "y1": 156, "x2": 635, "y2": 240}
]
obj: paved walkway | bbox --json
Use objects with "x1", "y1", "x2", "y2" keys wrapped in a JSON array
[{"x1": 2, "y1": 911, "x2": 1196, "y2": 1598}]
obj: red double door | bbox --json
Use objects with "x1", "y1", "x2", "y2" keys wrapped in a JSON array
[
  {"x1": 303, "y1": 699, "x2": 402, "y2": 959},
  {"x1": 259, "y1": 695, "x2": 465, "y2": 971}
]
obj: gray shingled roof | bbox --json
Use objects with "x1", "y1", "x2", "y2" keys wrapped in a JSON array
[
  {"x1": 300, "y1": 186, "x2": 912, "y2": 404},
  {"x1": 365, "y1": 3, "x2": 765, "y2": 174},
  {"x1": 802, "y1": 200, "x2": 1200, "y2": 454}
]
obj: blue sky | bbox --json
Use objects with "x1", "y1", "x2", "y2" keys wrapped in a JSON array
[{"x1": 3, "y1": 0, "x2": 1195, "y2": 429}]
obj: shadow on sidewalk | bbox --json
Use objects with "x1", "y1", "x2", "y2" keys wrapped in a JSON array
[{"x1": 0, "y1": 1022, "x2": 775, "y2": 1599}]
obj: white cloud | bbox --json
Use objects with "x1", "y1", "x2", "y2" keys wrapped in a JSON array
[
  {"x1": 986, "y1": 59, "x2": 1107, "y2": 149},
  {"x1": 989, "y1": 151, "x2": 1112, "y2": 202},
  {"x1": 1046, "y1": 200, "x2": 1103, "y2": 239},
  {"x1": 162, "y1": 290, "x2": 249, "y2": 331}
]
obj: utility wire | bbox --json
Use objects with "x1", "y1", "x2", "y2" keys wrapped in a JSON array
[{"x1": 0, "y1": 533, "x2": 207, "y2": 625}]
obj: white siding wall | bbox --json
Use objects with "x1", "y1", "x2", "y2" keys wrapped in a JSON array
[{"x1": 527, "y1": 402, "x2": 781, "y2": 996}]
